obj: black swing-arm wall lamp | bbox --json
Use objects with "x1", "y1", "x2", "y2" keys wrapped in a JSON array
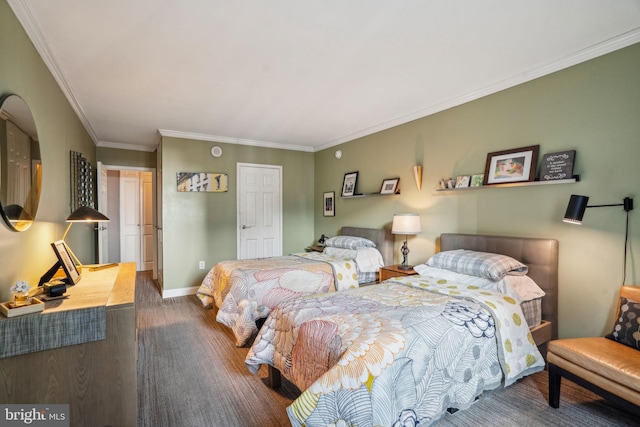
[{"x1": 563, "y1": 195, "x2": 633, "y2": 224}]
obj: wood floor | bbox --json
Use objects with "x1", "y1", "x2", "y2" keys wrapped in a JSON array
[{"x1": 135, "y1": 271, "x2": 638, "y2": 427}]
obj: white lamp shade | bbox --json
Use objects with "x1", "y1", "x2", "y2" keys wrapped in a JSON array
[{"x1": 392, "y1": 213, "x2": 421, "y2": 235}]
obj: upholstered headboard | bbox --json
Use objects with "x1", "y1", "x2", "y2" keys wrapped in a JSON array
[
  {"x1": 440, "y1": 233, "x2": 559, "y2": 340},
  {"x1": 340, "y1": 226, "x2": 394, "y2": 266}
]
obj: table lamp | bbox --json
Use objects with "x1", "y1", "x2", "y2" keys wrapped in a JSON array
[
  {"x1": 392, "y1": 213, "x2": 421, "y2": 270},
  {"x1": 62, "y1": 206, "x2": 109, "y2": 266}
]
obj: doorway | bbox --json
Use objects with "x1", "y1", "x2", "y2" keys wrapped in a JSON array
[{"x1": 97, "y1": 162, "x2": 156, "y2": 275}]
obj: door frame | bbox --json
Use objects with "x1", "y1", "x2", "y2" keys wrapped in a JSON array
[
  {"x1": 236, "y1": 162, "x2": 283, "y2": 259},
  {"x1": 97, "y1": 164, "x2": 157, "y2": 278}
]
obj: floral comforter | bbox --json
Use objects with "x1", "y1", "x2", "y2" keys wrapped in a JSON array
[
  {"x1": 196, "y1": 253, "x2": 361, "y2": 346},
  {"x1": 245, "y1": 275, "x2": 545, "y2": 427}
]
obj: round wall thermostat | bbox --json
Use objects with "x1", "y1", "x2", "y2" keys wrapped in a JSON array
[
  {"x1": 334, "y1": 150, "x2": 342, "y2": 159},
  {"x1": 211, "y1": 146, "x2": 223, "y2": 158}
]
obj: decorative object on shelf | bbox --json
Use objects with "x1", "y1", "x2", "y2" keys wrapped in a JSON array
[
  {"x1": 176, "y1": 172, "x2": 228, "y2": 192},
  {"x1": 391, "y1": 213, "x2": 421, "y2": 270},
  {"x1": 563, "y1": 194, "x2": 634, "y2": 284},
  {"x1": 540, "y1": 150, "x2": 575, "y2": 181},
  {"x1": 210, "y1": 146, "x2": 223, "y2": 158},
  {"x1": 341, "y1": 171, "x2": 358, "y2": 197},
  {"x1": 447, "y1": 178, "x2": 455, "y2": 189},
  {"x1": 334, "y1": 150, "x2": 342, "y2": 159},
  {"x1": 483, "y1": 145, "x2": 539, "y2": 185},
  {"x1": 455, "y1": 175, "x2": 471, "y2": 188},
  {"x1": 323, "y1": 192, "x2": 335, "y2": 217},
  {"x1": 380, "y1": 178, "x2": 400, "y2": 195},
  {"x1": 413, "y1": 166, "x2": 423, "y2": 191},
  {"x1": 470, "y1": 174, "x2": 484, "y2": 187},
  {"x1": 70, "y1": 151, "x2": 95, "y2": 211}
]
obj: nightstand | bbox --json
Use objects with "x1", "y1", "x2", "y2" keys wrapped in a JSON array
[
  {"x1": 379, "y1": 264, "x2": 417, "y2": 282},
  {"x1": 305, "y1": 244, "x2": 325, "y2": 252}
]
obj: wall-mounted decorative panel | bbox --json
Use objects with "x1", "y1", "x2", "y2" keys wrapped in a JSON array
[{"x1": 70, "y1": 151, "x2": 95, "y2": 210}]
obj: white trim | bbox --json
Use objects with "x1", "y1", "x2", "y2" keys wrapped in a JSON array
[
  {"x1": 162, "y1": 286, "x2": 198, "y2": 299},
  {"x1": 314, "y1": 28, "x2": 640, "y2": 152},
  {"x1": 158, "y1": 129, "x2": 314, "y2": 153},
  {"x1": 8, "y1": 0, "x2": 100, "y2": 145}
]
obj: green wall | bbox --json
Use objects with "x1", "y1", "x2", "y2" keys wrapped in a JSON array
[
  {"x1": 315, "y1": 43, "x2": 640, "y2": 339},
  {"x1": 0, "y1": 1, "x2": 96, "y2": 301},
  {"x1": 97, "y1": 146, "x2": 156, "y2": 169},
  {"x1": 160, "y1": 137, "x2": 314, "y2": 291}
]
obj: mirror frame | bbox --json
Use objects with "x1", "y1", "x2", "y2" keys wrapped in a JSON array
[{"x1": 0, "y1": 93, "x2": 42, "y2": 232}]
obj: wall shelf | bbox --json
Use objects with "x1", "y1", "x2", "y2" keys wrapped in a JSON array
[
  {"x1": 435, "y1": 177, "x2": 579, "y2": 193},
  {"x1": 341, "y1": 191, "x2": 400, "y2": 199}
]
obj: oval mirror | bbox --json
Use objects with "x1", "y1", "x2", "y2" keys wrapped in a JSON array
[{"x1": 0, "y1": 94, "x2": 42, "y2": 232}]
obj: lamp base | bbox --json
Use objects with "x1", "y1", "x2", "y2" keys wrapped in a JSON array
[{"x1": 397, "y1": 264, "x2": 414, "y2": 270}]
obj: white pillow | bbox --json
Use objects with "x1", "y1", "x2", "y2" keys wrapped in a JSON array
[
  {"x1": 324, "y1": 236, "x2": 376, "y2": 249},
  {"x1": 323, "y1": 246, "x2": 384, "y2": 273},
  {"x1": 413, "y1": 264, "x2": 544, "y2": 302}
]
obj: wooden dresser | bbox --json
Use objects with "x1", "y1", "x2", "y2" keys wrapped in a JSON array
[{"x1": 0, "y1": 262, "x2": 137, "y2": 427}]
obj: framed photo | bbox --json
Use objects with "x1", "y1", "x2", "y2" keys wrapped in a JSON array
[
  {"x1": 483, "y1": 145, "x2": 539, "y2": 185},
  {"x1": 454, "y1": 175, "x2": 470, "y2": 188},
  {"x1": 380, "y1": 178, "x2": 400, "y2": 194},
  {"x1": 341, "y1": 171, "x2": 358, "y2": 197},
  {"x1": 176, "y1": 172, "x2": 228, "y2": 192},
  {"x1": 470, "y1": 174, "x2": 484, "y2": 187},
  {"x1": 323, "y1": 191, "x2": 335, "y2": 217},
  {"x1": 51, "y1": 240, "x2": 81, "y2": 285}
]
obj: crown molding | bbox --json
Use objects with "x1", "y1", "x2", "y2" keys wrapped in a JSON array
[
  {"x1": 158, "y1": 129, "x2": 315, "y2": 152},
  {"x1": 8, "y1": 0, "x2": 100, "y2": 145},
  {"x1": 316, "y1": 28, "x2": 640, "y2": 152}
]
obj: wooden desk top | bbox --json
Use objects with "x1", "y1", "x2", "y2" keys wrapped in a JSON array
[{"x1": 45, "y1": 262, "x2": 136, "y2": 313}]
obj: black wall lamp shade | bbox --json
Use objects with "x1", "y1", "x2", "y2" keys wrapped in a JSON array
[{"x1": 563, "y1": 194, "x2": 633, "y2": 224}]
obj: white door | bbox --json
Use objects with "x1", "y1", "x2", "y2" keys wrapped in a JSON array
[
  {"x1": 237, "y1": 163, "x2": 282, "y2": 259},
  {"x1": 120, "y1": 171, "x2": 141, "y2": 269},
  {"x1": 141, "y1": 171, "x2": 154, "y2": 271},
  {"x1": 96, "y1": 162, "x2": 109, "y2": 263}
]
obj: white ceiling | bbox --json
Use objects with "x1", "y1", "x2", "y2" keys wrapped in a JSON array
[{"x1": 9, "y1": 0, "x2": 640, "y2": 152}]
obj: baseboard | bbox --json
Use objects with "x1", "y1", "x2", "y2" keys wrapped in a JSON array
[{"x1": 162, "y1": 286, "x2": 198, "y2": 299}]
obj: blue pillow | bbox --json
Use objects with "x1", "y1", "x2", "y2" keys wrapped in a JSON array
[
  {"x1": 427, "y1": 249, "x2": 528, "y2": 281},
  {"x1": 324, "y1": 236, "x2": 376, "y2": 250}
]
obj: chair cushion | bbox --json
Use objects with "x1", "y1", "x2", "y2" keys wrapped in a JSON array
[{"x1": 549, "y1": 337, "x2": 640, "y2": 394}]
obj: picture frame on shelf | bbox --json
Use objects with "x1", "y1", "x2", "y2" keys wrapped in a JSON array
[
  {"x1": 483, "y1": 145, "x2": 539, "y2": 185},
  {"x1": 454, "y1": 175, "x2": 470, "y2": 188},
  {"x1": 470, "y1": 174, "x2": 484, "y2": 187},
  {"x1": 341, "y1": 171, "x2": 358, "y2": 197},
  {"x1": 380, "y1": 178, "x2": 400, "y2": 194},
  {"x1": 323, "y1": 191, "x2": 335, "y2": 217},
  {"x1": 539, "y1": 150, "x2": 576, "y2": 181}
]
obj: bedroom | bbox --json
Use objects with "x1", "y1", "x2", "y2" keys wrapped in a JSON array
[{"x1": 1, "y1": 1, "x2": 640, "y2": 425}]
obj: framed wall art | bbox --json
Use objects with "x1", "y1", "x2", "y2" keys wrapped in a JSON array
[
  {"x1": 176, "y1": 172, "x2": 228, "y2": 192},
  {"x1": 341, "y1": 171, "x2": 358, "y2": 197},
  {"x1": 455, "y1": 175, "x2": 470, "y2": 188},
  {"x1": 483, "y1": 145, "x2": 539, "y2": 185},
  {"x1": 470, "y1": 174, "x2": 484, "y2": 187},
  {"x1": 380, "y1": 178, "x2": 400, "y2": 194},
  {"x1": 51, "y1": 240, "x2": 81, "y2": 285},
  {"x1": 323, "y1": 191, "x2": 335, "y2": 217}
]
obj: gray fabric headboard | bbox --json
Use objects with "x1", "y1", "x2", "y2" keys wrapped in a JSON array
[
  {"x1": 340, "y1": 227, "x2": 394, "y2": 267},
  {"x1": 440, "y1": 233, "x2": 559, "y2": 340}
]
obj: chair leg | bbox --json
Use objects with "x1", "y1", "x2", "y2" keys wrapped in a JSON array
[{"x1": 548, "y1": 363, "x2": 561, "y2": 408}]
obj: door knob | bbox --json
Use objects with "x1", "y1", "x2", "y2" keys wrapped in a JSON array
[{"x1": 242, "y1": 225, "x2": 254, "y2": 229}]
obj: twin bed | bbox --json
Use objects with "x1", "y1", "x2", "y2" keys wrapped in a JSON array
[
  {"x1": 199, "y1": 231, "x2": 558, "y2": 426},
  {"x1": 197, "y1": 227, "x2": 394, "y2": 346}
]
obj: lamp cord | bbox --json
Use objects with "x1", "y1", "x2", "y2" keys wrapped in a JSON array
[{"x1": 622, "y1": 211, "x2": 629, "y2": 285}]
